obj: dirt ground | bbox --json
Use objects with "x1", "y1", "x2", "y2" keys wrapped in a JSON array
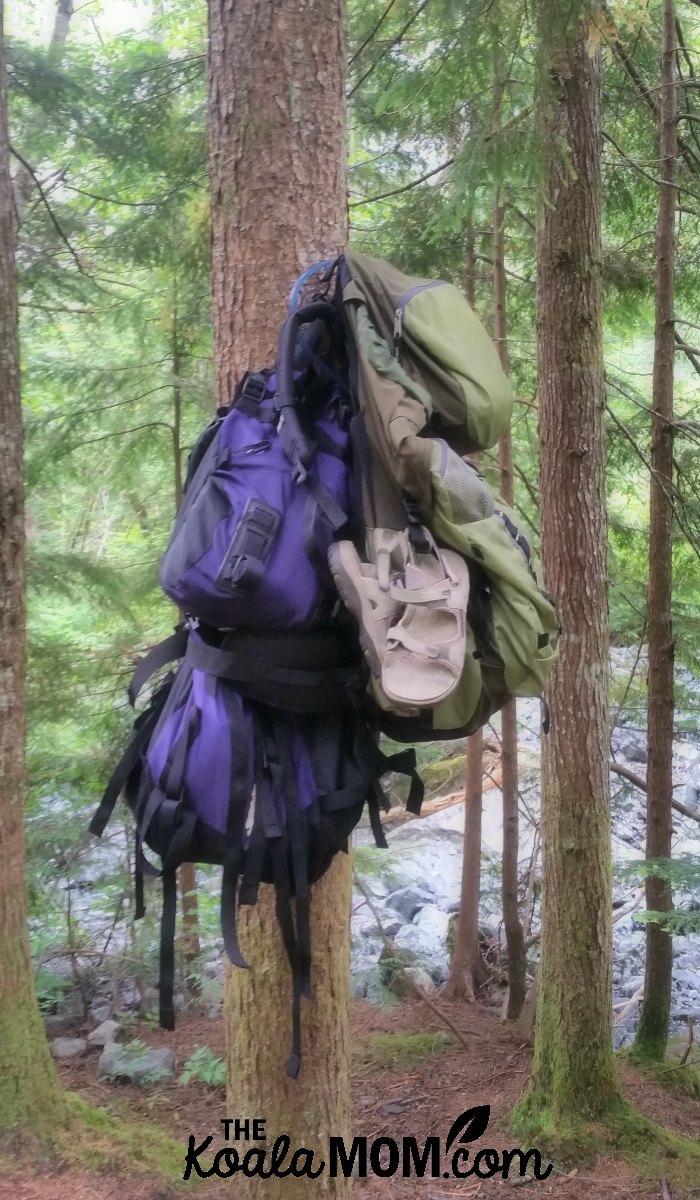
[{"x1": 1, "y1": 1001, "x2": 698, "y2": 1200}]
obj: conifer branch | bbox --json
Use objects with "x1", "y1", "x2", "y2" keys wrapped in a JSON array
[
  {"x1": 348, "y1": 155, "x2": 456, "y2": 207},
  {"x1": 348, "y1": 0, "x2": 430, "y2": 98},
  {"x1": 67, "y1": 422, "x2": 173, "y2": 451},
  {"x1": 609, "y1": 763, "x2": 700, "y2": 825},
  {"x1": 349, "y1": 0, "x2": 400, "y2": 67},
  {"x1": 9, "y1": 145, "x2": 86, "y2": 274}
]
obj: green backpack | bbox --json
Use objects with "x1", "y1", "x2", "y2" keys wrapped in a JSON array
[{"x1": 338, "y1": 249, "x2": 559, "y2": 739}]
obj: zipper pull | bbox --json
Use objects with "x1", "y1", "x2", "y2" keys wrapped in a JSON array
[{"x1": 393, "y1": 306, "x2": 403, "y2": 358}]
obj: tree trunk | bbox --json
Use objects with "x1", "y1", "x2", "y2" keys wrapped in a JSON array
[
  {"x1": 442, "y1": 729, "x2": 485, "y2": 1000},
  {"x1": 170, "y1": 289, "x2": 201, "y2": 972},
  {"x1": 13, "y1": 0, "x2": 74, "y2": 222},
  {"x1": 493, "y1": 186, "x2": 526, "y2": 1022},
  {"x1": 0, "y1": 4, "x2": 68, "y2": 1142},
  {"x1": 208, "y1": 1, "x2": 350, "y2": 1191},
  {"x1": 633, "y1": 0, "x2": 677, "y2": 1065},
  {"x1": 464, "y1": 213, "x2": 476, "y2": 308},
  {"x1": 208, "y1": 0, "x2": 347, "y2": 408},
  {"x1": 443, "y1": 213, "x2": 487, "y2": 1004},
  {"x1": 516, "y1": 10, "x2": 620, "y2": 1130}
]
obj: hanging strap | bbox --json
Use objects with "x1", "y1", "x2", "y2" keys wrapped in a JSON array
[
  {"x1": 273, "y1": 716, "x2": 313, "y2": 1003},
  {"x1": 220, "y1": 692, "x2": 252, "y2": 971},
  {"x1": 270, "y1": 835, "x2": 303, "y2": 1080},
  {"x1": 128, "y1": 627, "x2": 188, "y2": 707},
  {"x1": 89, "y1": 689, "x2": 170, "y2": 838},
  {"x1": 159, "y1": 867, "x2": 178, "y2": 1030},
  {"x1": 375, "y1": 745, "x2": 424, "y2": 816}
]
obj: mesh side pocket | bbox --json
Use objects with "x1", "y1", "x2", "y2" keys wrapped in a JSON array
[{"x1": 435, "y1": 442, "x2": 495, "y2": 523}]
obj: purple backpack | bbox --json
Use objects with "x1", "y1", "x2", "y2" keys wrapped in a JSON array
[
  {"x1": 90, "y1": 302, "x2": 423, "y2": 1077},
  {"x1": 159, "y1": 371, "x2": 351, "y2": 631}
]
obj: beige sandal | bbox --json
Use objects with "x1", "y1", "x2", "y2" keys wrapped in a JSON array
[
  {"x1": 381, "y1": 534, "x2": 470, "y2": 708},
  {"x1": 328, "y1": 532, "x2": 407, "y2": 676}
]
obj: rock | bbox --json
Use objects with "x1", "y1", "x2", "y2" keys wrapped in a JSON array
[
  {"x1": 413, "y1": 904, "x2": 451, "y2": 941},
  {"x1": 403, "y1": 967, "x2": 437, "y2": 997},
  {"x1": 139, "y1": 986, "x2": 160, "y2": 1016},
  {"x1": 51, "y1": 1037, "x2": 87, "y2": 1060},
  {"x1": 99, "y1": 1043, "x2": 175, "y2": 1085},
  {"x1": 384, "y1": 885, "x2": 436, "y2": 923},
  {"x1": 87, "y1": 1019, "x2": 120, "y2": 1048},
  {"x1": 621, "y1": 975, "x2": 644, "y2": 998},
  {"x1": 381, "y1": 949, "x2": 437, "y2": 999},
  {"x1": 89, "y1": 1003, "x2": 112, "y2": 1025},
  {"x1": 359, "y1": 919, "x2": 402, "y2": 940},
  {"x1": 620, "y1": 741, "x2": 647, "y2": 765},
  {"x1": 673, "y1": 1005, "x2": 700, "y2": 1021}
]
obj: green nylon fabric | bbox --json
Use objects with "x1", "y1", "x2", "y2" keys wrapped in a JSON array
[
  {"x1": 344, "y1": 247, "x2": 513, "y2": 452},
  {"x1": 403, "y1": 282, "x2": 514, "y2": 450},
  {"x1": 356, "y1": 305, "x2": 432, "y2": 414},
  {"x1": 431, "y1": 453, "x2": 559, "y2": 714}
]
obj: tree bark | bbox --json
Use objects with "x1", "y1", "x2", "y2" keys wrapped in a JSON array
[
  {"x1": 170, "y1": 288, "x2": 201, "y2": 972},
  {"x1": 208, "y1": 0, "x2": 347, "y2": 407},
  {"x1": 442, "y1": 728, "x2": 485, "y2": 1001},
  {"x1": 13, "y1": 0, "x2": 74, "y2": 222},
  {"x1": 0, "y1": 2, "x2": 67, "y2": 1141},
  {"x1": 633, "y1": 0, "x2": 677, "y2": 1065},
  {"x1": 464, "y1": 213, "x2": 476, "y2": 308},
  {"x1": 443, "y1": 212, "x2": 487, "y2": 1004},
  {"x1": 493, "y1": 186, "x2": 527, "y2": 1022},
  {"x1": 208, "y1": 1, "x2": 351, "y2": 1191},
  {"x1": 517, "y1": 10, "x2": 620, "y2": 1129}
]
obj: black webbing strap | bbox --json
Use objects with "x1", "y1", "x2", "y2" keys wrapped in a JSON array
[
  {"x1": 305, "y1": 474, "x2": 348, "y2": 532},
  {"x1": 403, "y1": 495, "x2": 431, "y2": 554},
  {"x1": 220, "y1": 691, "x2": 251, "y2": 971},
  {"x1": 89, "y1": 694, "x2": 169, "y2": 838},
  {"x1": 128, "y1": 628, "x2": 188, "y2": 707},
  {"x1": 274, "y1": 717, "x2": 312, "y2": 1003},
  {"x1": 146, "y1": 801, "x2": 197, "y2": 1022},
  {"x1": 134, "y1": 866, "x2": 145, "y2": 921},
  {"x1": 321, "y1": 780, "x2": 375, "y2": 812},
  {"x1": 185, "y1": 635, "x2": 357, "y2": 711},
  {"x1": 375, "y1": 745, "x2": 424, "y2": 816},
  {"x1": 159, "y1": 867, "x2": 178, "y2": 1030},
  {"x1": 271, "y1": 835, "x2": 303, "y2": 1080},
  {"x1": 367, "y1": 781, "x2": 389, "y2": 850},
  {"x1": 348, "y1": 412, "x2": 376, "y2": 539}
]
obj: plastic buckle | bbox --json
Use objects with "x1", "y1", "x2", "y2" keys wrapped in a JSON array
[{"x1": 240, "y1": 372, "x2": 269, "y2": 406}]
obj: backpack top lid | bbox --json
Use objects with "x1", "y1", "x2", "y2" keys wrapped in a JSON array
[{"x1": 343, "y1": 247, "x2": 514, "y2": 454}]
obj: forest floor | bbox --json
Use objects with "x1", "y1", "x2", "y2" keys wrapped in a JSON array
[{"x1": 1, "y1": 1001, "x2": 698, "y2": 1200}]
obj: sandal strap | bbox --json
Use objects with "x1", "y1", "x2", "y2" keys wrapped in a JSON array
[
  {"x1": 386, "y1": 622, "x2": 462, "y2": 668},
  {"x1": 386, "y1": 625, "x2": 441, "y2": 659},
  {"x1": 390, "y1": 578, "x2": 461, "y2": 607}
]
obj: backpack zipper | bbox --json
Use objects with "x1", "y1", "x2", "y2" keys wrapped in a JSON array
[{"x1": 393, "y1": 279, "x2": 446, "y2": 357}]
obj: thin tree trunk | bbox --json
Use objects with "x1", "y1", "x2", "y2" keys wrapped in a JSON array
[
  {"x1": 208, "y1": 1, "x2": 350, "y2": 1191},
  {"x1": 13, "y1": 0, "x2": 74, "y2": 222},
  {"x1": 464, "y1": 213, "x2": 476, "y2": 308},
  {"x1": 493, "y1": 185, "x2": 526, "y2": 1022},
  {"x1": 0, "y1": 3, "x2": 67, "y2": 1141},
  {"x1": 442, "y1": 214, "x2": 484, "y2": 1003},
  {"x1": 442, "y1": 729, "x2": 485, "y2": 1000},
  {"x1": 517, "y1": 9, "x2": 620, "y2": 1130},
  {"x1": 170, "y1": 287, "x2": 201, "y2": 971},
  {"x1": 633, "y1": 0, "x2": 677, "y2": 1065}
]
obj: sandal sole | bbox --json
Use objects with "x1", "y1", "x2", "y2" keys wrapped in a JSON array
[{"x1": 328, "y1": 544, "x2": 384, "y2": 678}]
